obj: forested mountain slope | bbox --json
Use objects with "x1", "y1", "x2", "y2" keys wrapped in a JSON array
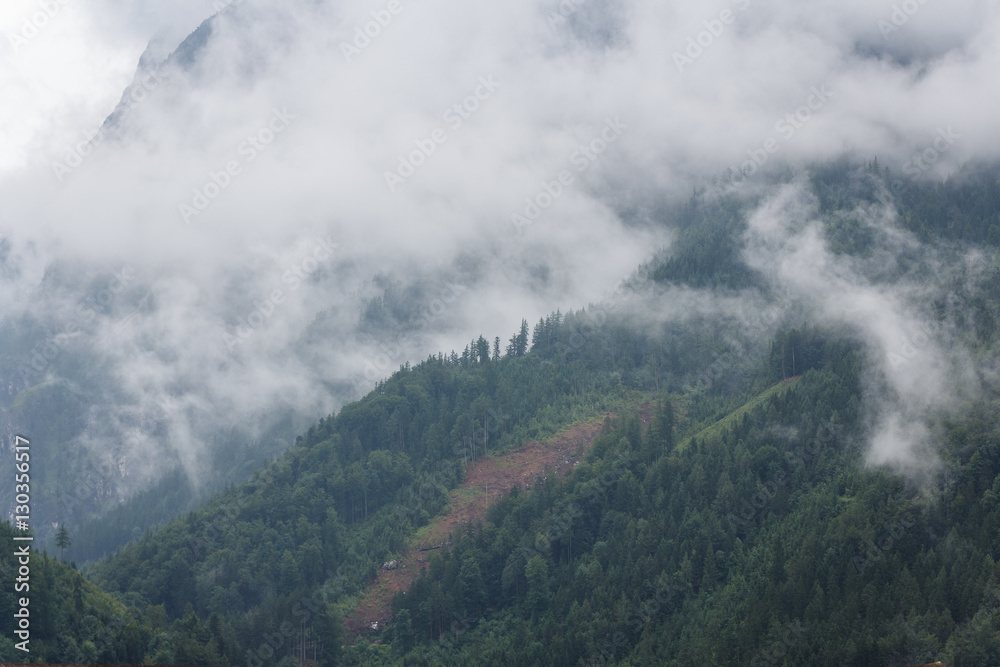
[
  {"x1": 3, "y1": 162, "x2": 1000, "y2": 665},
  {"x1": 367, "y1": 347, "x2": 1000, "y2": 665}
]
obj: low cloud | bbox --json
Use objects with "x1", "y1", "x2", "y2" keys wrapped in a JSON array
[
  {"x1": 743, "y1": 180, "x2": 982, "y2": 477},
  {"x1": 1, "y1": 0, "x2": 999, "y2": 518}
]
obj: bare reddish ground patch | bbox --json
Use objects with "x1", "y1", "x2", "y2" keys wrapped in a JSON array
[
  {"x1": 638, "y1": 402, "x2": 654, "y2": 430},
  {"x1": 343, "y1": 416, "x2": 612, "y2": 640}
]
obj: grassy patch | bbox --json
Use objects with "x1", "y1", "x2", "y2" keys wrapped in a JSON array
[{"x1": 676, "y1": 377, "x2": 801, "y2": 452}]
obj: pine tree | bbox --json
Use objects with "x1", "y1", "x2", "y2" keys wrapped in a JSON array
[
  {"x1": 516, "y1": 319, "x2": 529, "y2": 357},
  {"x1": 477, "y1": 336, "x2": 490, "y2": 364},
  {"x1": 56, "y1": 524, "x2": 71, "y2": 561}
]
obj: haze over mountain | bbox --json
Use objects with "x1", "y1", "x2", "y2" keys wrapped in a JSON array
[
  {"x1": 4, "y1": 1, "x2": 1000, "y2": 665},
  {"x1": 1, "y1": 0, "x2": 998, "y2": 542}
]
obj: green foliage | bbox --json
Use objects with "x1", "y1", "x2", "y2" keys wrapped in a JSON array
[
  {"x1": 811, "y1": 158, "x2": 1000, "y2": 249},
  {"x1": 55, "y1": 524, "x2": 71, "y2": 561},
  {"x1": 649, "y1": 193, "x2": 763, "y2": 290},
  {"x1": 19, "y1": 161, "x2": 1000, "y2": 665},
  {"x1": 373, "y1": 335, "x2": 1000, "y2": 666},
  {"x1": 0, "y1": 520, "x2": 233, "y2": 664},
  {"x1": 79, "y1": 312, "x2": 694, "y2": 665}
]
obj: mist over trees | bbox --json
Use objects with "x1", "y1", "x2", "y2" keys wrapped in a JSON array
[
  {"x1": 2, "y1": 162, "x2": 1000, "y2": 664},
  {"x1": 3, "y1": 0, "x2": 1000, "y2": 662}
]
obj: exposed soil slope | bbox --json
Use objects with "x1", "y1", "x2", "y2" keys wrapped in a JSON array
[{"x1": 343, "y1": 417, "x2": 610, "y2": 639}]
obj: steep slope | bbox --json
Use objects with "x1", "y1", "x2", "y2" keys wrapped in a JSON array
[
  {"x1": 79, "y1": 328, "x2": 672, "y2": 665},
  {"x1": 344, "y1": 416, "x2": 611, "y2": 638},
  {"x1": 0, "y1": 521, "x2": 220, "y2": 663},
  {"x1": 369, "y1": 349, "x2": 1000, "y2": 666},
  {"x1": 20, "y1": 162, "x2": 1000, "y2": 665},
  {"x1": 676, "y1": 375, "x2": 802, "y2": 452}
]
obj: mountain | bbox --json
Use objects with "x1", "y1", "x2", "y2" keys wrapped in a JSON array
[
  {"x1": 3, "y1": 0, "x2": 1000, "y2": 662},
  {"x1": 4, "y1": 161, "x2": 1000, "y2": 664}
]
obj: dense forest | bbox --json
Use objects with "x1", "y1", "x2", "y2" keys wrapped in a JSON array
[
  {"x1": 3, "y1": 161, "x2": 1000, "y2": 665},
  {"x1": 369, "y1": 347, "x2": 1000, "y2": 665}
]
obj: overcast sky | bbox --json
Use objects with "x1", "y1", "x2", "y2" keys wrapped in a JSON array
[{"x1": 1, "y1": 0, "x2": 998, "y2": 494}]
